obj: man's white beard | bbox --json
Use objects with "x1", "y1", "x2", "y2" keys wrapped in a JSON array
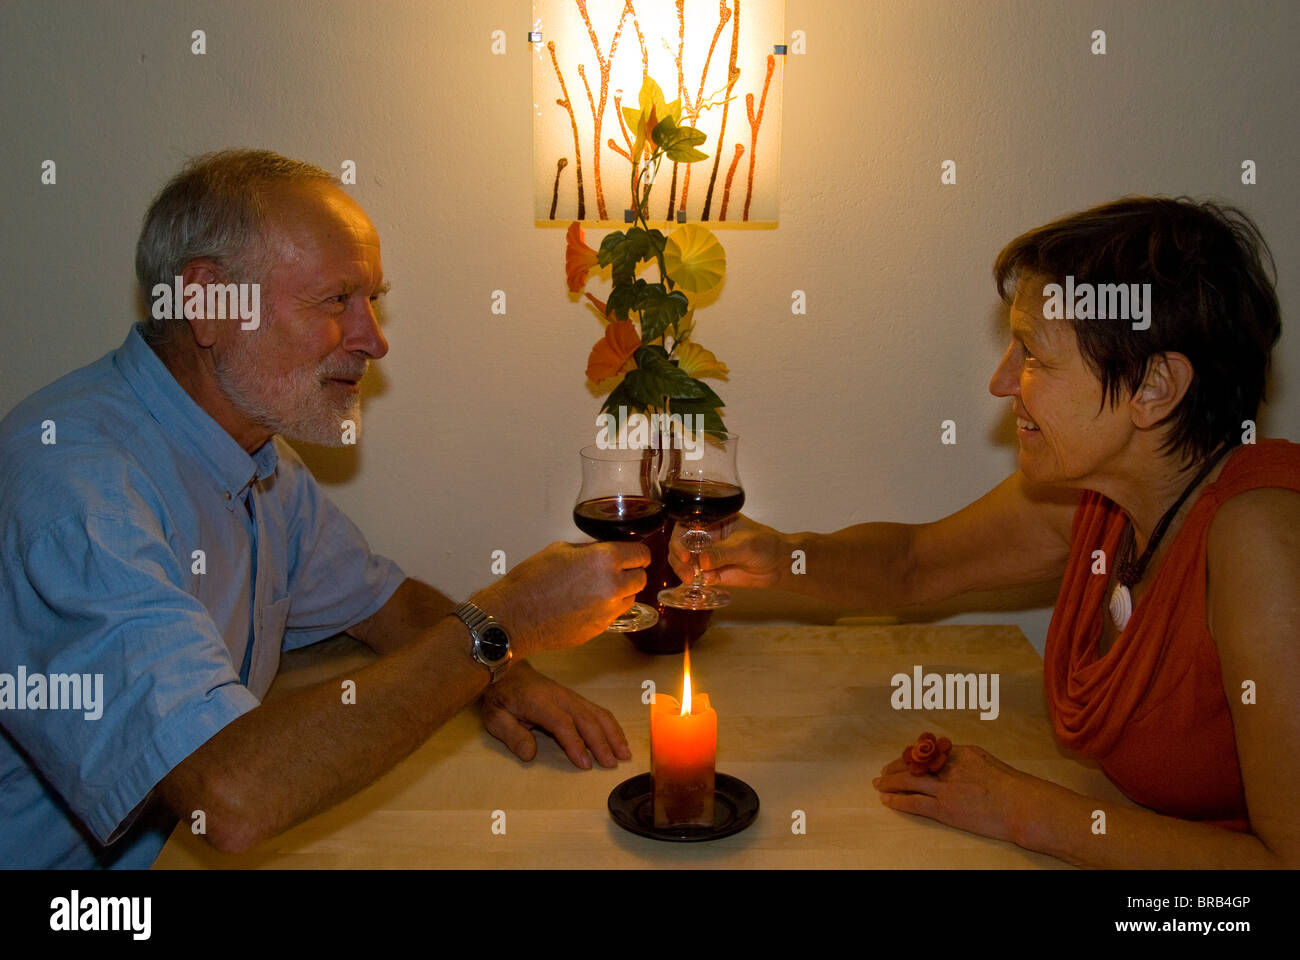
[{"x1": 214, "y1": 324, "x2": 364, "y2": 448}]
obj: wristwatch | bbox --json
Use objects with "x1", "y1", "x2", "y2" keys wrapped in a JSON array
[{"x1": 453, "y1": 600, "x2": 513, "y2": 683}]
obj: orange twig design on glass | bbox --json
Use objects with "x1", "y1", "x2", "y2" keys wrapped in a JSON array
[{"x1": 547, "y1": 41, "x2": 586, "y2": 221}]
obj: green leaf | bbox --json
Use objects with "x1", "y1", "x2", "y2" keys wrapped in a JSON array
[
  {"x1": 664, "y1": 139, "x2": 708, "y2": 164},
  {"x1": 598, "y1": 229, "x2": 655, "y2": 285},
  {"x1": 650, "y1": 114, "x2": 680, "y2": 148},
  {"x1": 632, "y1": 346, "x2": 712, "y2": 401},
  {"x1": 617, "y1": 368, "x2": 664, "y2": 411},
  {"x1": 666, "y1": 397, "x2": 726, "y2": 434},
  {"x1": 606, "y1": 279, "x2": 645, "y2": 322},
  {"x1": 652, "y1": 118, "x2": 709, "y2": 163},
  {"x1": 597, "y1": 230, "x2": 626, "y2": 266},
  {"x1": 637, "y1": 288, "x2": 689, "y2": 344},
  {"x1": 601, "y1": 378, "x2": 643, "y2": 417}
]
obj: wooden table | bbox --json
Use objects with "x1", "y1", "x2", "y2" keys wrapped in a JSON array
[{"x1": 153, "y1": 624, "x2": 1134, "y2": 869}]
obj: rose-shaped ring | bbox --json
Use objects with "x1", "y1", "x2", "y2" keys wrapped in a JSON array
[{"x1": 902, "y1": 732, "x2": 952, "y2": 776}]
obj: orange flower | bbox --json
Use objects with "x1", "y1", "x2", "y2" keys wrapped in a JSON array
[
  {"x1": 584, "y1": 292, "x2": 609, "y2": 321},
  {"x1": 902, "y1": 732, "x2": 952, "y2": 776},
  {"x1": 565, "y1": 222, "x2": 599, "y2": 293},
  {"x1": 586, "y1": 321, "x2": 640, "y2": 383}
]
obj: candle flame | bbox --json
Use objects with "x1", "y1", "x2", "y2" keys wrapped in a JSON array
[{"x1": 680, "y1": 644, "x2": 692, "y2": 716}]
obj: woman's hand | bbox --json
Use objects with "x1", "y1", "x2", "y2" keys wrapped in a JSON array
[
  {"x1": 668, "y1": 513, "x2": 790, "y2": 589},
  {"x1": 872, "y1": 743, "x2": 1035, "y2": 845}
]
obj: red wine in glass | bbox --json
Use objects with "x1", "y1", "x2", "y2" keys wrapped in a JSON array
[
  {"x1": 659, "y1": 432, "x2": 744, "y2": 611},
  {"x1": 573, "y1": 496, "x2": 665, "y2": 541},
  {"x1": 661, "y1": 480, "x2": 745, "y2": 525}
]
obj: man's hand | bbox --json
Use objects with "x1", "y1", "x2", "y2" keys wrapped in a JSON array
[
  {"x1": 480, "y1": 661, "x2": 631, "y2": 769},
  {"x1": 473, "y1": 540, "x2": 650, "y2": 659},
  {"x1": 668, "y1": 513, "x2": 788, "y2": 589}
]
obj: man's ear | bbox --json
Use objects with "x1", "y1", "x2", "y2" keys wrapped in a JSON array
[
  {"x1": 1130, "y1": 351, "x2": 1194, "y2": 429},
  {"x1": 178, "y1": 260, "x2": 227, "y2": 348}
]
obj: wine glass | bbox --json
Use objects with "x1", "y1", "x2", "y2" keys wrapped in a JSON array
[
  {"x1": 574, "y1": 446, "x2": 664, "y2": 632},
  {"x1": 658, "y1": 431, "x2": 744, "y2": 610}
]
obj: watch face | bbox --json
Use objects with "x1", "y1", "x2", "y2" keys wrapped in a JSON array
[{"x1": 478, "y1": 626, "x2": 510, "y2": 661}]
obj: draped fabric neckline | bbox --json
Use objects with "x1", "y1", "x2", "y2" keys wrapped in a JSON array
[{"x1": 1044, "y1": 439, "x2": 1300, "y2": 828}]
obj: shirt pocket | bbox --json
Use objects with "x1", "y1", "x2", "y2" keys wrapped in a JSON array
[{"x1": 247, "y1": 596, "x2": 290, "y2": 700}]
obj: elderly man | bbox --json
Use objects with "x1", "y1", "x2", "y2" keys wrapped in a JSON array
[{"x1": 0, "y1": 149, "x2": 649, "y2": 868}]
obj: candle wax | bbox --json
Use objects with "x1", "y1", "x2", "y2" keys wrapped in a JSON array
[{"x1": 650, "y1": 692, "x2": 716, "y2": 828}]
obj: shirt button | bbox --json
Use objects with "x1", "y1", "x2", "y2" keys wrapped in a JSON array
[{"x1": 223, "y1": 491, "x2": 231, "y2": 500}]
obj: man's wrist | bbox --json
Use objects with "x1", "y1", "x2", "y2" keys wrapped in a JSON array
[
  {"x1": 452, "y1": 598, "x2": 515, "y2": 683},
  {"x1": 467, "y1": 585, "x2": 533, "y2": 660}
]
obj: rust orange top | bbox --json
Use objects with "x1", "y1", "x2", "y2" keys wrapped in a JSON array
[{"x1": 1044, "y1": 439, "x2": 1300, "y2": 832}]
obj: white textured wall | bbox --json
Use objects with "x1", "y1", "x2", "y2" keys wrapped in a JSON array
[{"x1": 3, "y1": 0, "x2": 1297, "y2": 654}]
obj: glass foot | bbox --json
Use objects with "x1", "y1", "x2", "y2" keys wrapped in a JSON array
[
  {"x1": 657, "y1": 585, "x2": 731, "y2": 610},
  {"x1": 606, "y1": 602, "x2": 660, "y2": 632}
]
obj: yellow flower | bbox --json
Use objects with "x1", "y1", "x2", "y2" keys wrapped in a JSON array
[
  {"x1": 663, "y1": 224, "x2": 725, "y2": 294},
  {"x1": 622, "y1": 77, "x2": 680, "y2": 161},
  {"x1": 676, "y1": 341, "x2": 729, "y2": 379}
]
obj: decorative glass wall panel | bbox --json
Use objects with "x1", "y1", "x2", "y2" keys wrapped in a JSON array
[{"x1": 533, "y1": 0, "x2": 784, "y2": 225}]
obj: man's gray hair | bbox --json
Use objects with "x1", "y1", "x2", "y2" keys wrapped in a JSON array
[{"x1": 135, "y1": 149, "x2": 336, "y2": 346}]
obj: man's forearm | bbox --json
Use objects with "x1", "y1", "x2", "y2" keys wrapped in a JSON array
[
  {"x1": 778, "y1": 523, "x2": 917, "y2": 609},
  {"x1": 160, "y1": 615, "x2": 487, "y2": 853},
  {"x1": 348, "y1": 577, "x2": 457, "y2": 654}
]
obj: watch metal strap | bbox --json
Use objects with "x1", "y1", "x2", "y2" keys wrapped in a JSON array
[{"x1": 454, "y1": 601, "x2": 511, "y2": 683}]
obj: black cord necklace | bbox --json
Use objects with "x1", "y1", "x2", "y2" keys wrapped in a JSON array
[{"x1": 1108, "y1": 443, "x2": 1233, "y2": 631}]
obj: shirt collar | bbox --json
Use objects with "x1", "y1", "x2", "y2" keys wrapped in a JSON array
[{"x1": 113, "y1": 323, "x2": 280, "y2": 511}]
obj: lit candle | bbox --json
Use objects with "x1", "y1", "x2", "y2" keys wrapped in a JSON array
[{"x1": 651, "y1": 646, "x2": 717, "y2": 828}]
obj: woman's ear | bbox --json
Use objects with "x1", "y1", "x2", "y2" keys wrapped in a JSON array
[{"x1": 1130, "y1": 351, "x2": 1194, "y2": 428}]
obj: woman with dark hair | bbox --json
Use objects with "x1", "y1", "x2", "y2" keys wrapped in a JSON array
[{"x1": 677, "y1": 197, "x2": 1300, "y2": 867}]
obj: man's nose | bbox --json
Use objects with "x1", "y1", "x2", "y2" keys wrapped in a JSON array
[
  {"x1": 988, "y1": 344, "x2": 1020, "y2": 397},
  {"x1": 345, "y1": 301, "x2": 389, "y2": 359}
]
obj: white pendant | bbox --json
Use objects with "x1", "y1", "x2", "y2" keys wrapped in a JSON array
[{"x1": 1109, "y1": 583, "x2": 1132, "y2": 632}]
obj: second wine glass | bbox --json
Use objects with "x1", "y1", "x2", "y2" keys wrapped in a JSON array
[{"x1": 658, "y1": 431, "x2": 744, "y2": 610}]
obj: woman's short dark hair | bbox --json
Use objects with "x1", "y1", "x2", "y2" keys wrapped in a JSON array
[{"x1": 993, "y1": 197, "x2": 1281, "y2": 465}]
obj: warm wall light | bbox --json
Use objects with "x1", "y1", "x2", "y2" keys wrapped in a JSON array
[{"x1": 532, "y1": 0, "x2": 785, "y2": 226}]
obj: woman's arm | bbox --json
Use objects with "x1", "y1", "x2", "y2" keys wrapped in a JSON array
[
  {"x1": 677, "y1": 471, "x2": 1080, "y2": 610},
  {"x1": 875, "y1": 745, "x2": 1287, "y2": 868},
  {"x1": 874, "y1": 485, "x2": 1300, "y2": 868},
  {"x1": 1204, "y1": 486, "x2": 1300, "y2": 865}
]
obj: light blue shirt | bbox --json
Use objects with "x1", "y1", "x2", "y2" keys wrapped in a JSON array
[{"x1": 0, "y1": 323, "x2": 406, "y2": 868}]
